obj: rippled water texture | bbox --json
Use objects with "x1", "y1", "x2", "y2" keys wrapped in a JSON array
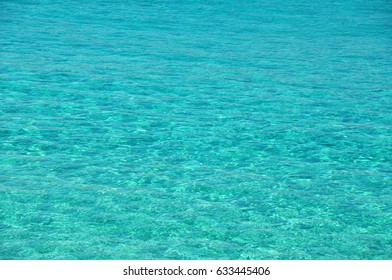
[{"x1": 1, "y1": 0, "x2": 392, "y2": 259}]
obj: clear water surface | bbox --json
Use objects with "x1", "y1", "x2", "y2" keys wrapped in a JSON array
[{"x1": 1, "y1": 0, "x2": 391, "y2": 259}]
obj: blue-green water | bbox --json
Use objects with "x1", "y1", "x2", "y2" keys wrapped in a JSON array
[{"x1": 1, "y1": 0, "x2": 391, "y2": 259}]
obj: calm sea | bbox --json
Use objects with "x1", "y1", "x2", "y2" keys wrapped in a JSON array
[{"x1": 1, "y1": 0, "x2": 391, "y2": 259}]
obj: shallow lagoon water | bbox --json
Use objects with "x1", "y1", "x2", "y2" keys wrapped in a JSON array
[{"x1": 0, "y1": 0, "x2": 391, "y2": 259}]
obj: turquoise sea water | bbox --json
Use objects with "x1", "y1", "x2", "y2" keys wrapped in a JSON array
[{"x1": 1, "y1": 0, "x2": 391, "y2": 259}]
